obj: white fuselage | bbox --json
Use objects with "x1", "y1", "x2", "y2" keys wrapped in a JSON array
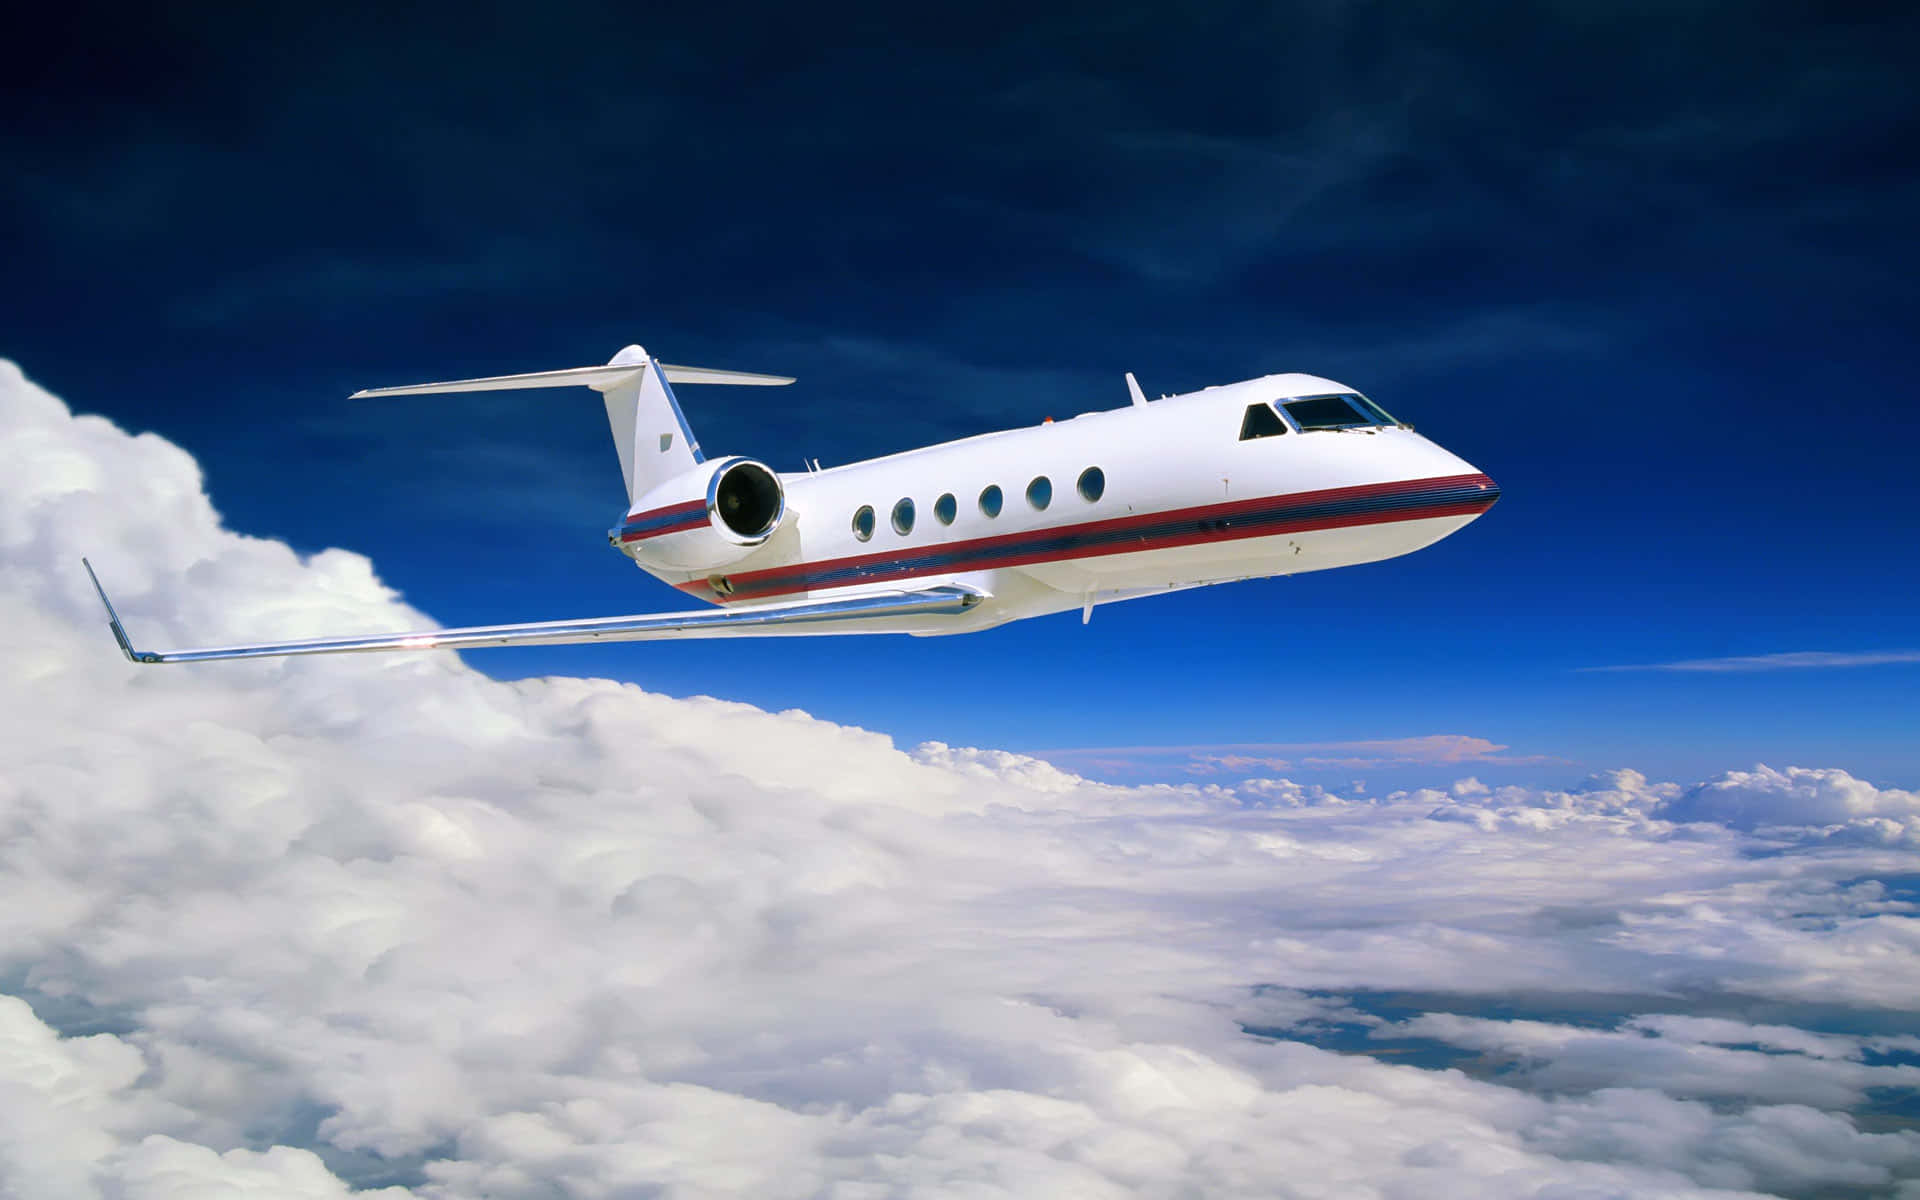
[{"x1": 615, "y1": 372, "x2": 1499, "y2": 636}]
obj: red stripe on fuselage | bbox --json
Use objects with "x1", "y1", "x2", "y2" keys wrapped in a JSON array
[
  {"x1": 619, "y1": 499, "x2": 709, "y2": 543},
  {"x1": 677, "y1": 473, "x2": 1497, "y2": 602}
]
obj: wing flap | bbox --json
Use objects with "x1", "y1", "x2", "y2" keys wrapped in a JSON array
[{"x1": 82, "y1": 561, "x2": 983, "y2": 664}]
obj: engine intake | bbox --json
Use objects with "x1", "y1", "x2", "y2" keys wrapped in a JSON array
[
  {"x1": 710, "y1": 458, "x2": 784, "y2": 544},
  {"x1": 615, "y1": 456, "x2": 788, "y2": 572}
]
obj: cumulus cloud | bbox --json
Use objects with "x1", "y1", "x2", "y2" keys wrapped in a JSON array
[
  {"x1": 4, "y1": 357, "x2": 1920, "y2": 1197},
  {"x1": 1665, "y1": 764, "x2": 1920, "y2": 833}
]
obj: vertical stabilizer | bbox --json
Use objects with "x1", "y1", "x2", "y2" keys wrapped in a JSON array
[{"x1": 595, "y1": 345, "x2": 704, "y2": 507}]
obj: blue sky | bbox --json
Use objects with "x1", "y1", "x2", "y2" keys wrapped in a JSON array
[{"x1": 7, "y1": 1, "x2": 1916, "y2": 787}]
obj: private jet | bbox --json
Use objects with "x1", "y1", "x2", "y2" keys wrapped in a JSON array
[{"x1": 85, "y1": 344, "x2": 1500, "y2": 662}]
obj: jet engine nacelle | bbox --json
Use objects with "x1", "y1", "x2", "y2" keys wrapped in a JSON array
[{"x1": 614, "y1": 457, "x2": 788, "y2": 571}]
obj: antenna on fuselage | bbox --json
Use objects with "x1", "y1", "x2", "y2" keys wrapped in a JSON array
[{"x1": 1125, "y1": 372, "x2": 1148, "y2": 407}]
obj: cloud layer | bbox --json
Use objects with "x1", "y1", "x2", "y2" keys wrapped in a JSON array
[
  {"x1": 1048, "y1": 734, "x2": 1561, "y2": 776},
  {"x1": 4, "y1": 358, "x2": 1920, "y2": 1197}
]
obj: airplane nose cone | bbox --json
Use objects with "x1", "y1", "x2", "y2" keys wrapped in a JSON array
[
  {"x1": 1419, "y1": 437, "x2": 1498, "y2": 515},
  {"x1": 1473, "y1": 471, "x2": 1501, "y2": 508},
  {"x1": 1434, "y1": 472, "x2": 1499, "y2": 527},
  {"x1": 1453, "y1": 462, "x2": 1499, "y2": 518}
]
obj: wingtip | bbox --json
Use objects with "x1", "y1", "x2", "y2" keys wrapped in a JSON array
[
  {"x1": 81, "y1": 555, "x2": 107, "y2": 603},
  {"x1": 80, "y1": 557, "x2": 145, "y2": 663}
]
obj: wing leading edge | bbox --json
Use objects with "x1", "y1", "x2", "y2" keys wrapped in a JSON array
[{"x1": 81, "y1": 560, "x2": 984, "y2": 664}]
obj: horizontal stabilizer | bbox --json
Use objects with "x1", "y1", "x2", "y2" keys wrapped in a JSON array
[
  {"x1": 654, "y1": 364, "x2": 796, "y2": 387},
  {"x1": 351, "y1": 362, "x2": 792, "y2": 399},
  {"x1": 82, "y1": 559, "x2": 985, "y2": 664}
]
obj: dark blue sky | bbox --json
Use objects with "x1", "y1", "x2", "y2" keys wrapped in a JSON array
[{"x1": 9, "y1": 1, "x2": 1917, "y2": 786}]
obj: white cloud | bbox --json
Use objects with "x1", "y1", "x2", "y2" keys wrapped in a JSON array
[
  {"x1": 4, "y1": 357, "x2": 1920, "y2": 1197},
  {"x1": 1383, "y1": 1011, "x2": 1920, "y2": 1109},
  {"x1": 1665, "y1": 764, "x2": 1920, "y2": 831},
  {"x1": 1046, "y1": 734, "x2": 1563, "y2": 776},
  {"x1": 1584, "y1": 650, "x2": 1920, "y2": 672}
]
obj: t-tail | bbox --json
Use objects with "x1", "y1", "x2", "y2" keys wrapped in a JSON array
[{"x1": 350, "y1": 345, "x2": 793, "y2": 508}]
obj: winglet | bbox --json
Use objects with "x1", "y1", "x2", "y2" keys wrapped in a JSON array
[
  {"x1": 81, "y1": 558, "x2": 150, "y2": 663},
  {"x1": 1125, "y1": 372, "x2": 1147, "y2": 407}
]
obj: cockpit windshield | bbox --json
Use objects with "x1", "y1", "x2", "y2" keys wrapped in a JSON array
[{"x1": 1283, "y1": 393, "x2": 1398, "y2": 430}]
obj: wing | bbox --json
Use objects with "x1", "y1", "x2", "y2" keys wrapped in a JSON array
[{"x1": 82, "y1": 560, "x2": 984, "y2": 665}]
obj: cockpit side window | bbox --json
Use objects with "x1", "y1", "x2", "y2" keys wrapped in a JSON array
[
  {"x1": 1284, "y1": 394, "x2": 1379, "y2": 430},
  {"x1": 1348, "y1": 393, "x2": 1399, "y2": 425},
  {"x1": 1238, "y1": 402, "x2": 1289, "y2": 440}
]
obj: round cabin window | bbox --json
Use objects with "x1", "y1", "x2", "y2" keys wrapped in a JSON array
[{"x1": 1026, "y1": 476, "x2": 1052, "y2": 511}]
